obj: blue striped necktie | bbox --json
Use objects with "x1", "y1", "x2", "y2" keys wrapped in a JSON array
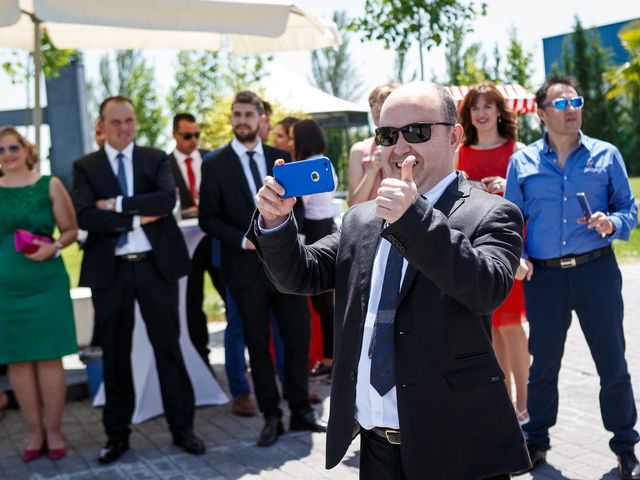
[
  {"x1": 369, "y1": 244, "x2": 403, "y2": 396},
  {"x1": 115, "y1": 153, "x2": 128, "y2": 248}
]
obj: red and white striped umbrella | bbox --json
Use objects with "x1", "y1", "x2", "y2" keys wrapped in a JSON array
[{"x1": 445, "y1": 84, "x2": 537, "y2": 114}]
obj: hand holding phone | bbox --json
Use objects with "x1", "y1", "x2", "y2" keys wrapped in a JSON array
[
  {"x1": 273, "y1": 157, "x2": 335, "y2": 198},
  {"x1": 576, "y1": 192, "x2": 605, "y2": 238}
]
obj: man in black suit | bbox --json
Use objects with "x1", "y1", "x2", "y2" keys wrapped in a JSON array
[
  {"x1": 72, "y1": 96, "x2": 205, "y2": 464},
  {"x1": 250, "y1": 82, "x2": 531, "y2": 479},
  {"x1": 199, "y1": 90, "x2": 324, "y2": 447},
  {"x1": 168, "y1": 113, "x2": 225, "y2": 366}
]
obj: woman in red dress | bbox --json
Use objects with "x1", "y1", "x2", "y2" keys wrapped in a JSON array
[{"x1": 455, "y1": 82, "x2": 530, "y2": 424}]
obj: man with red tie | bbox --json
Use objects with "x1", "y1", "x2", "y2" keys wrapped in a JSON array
[{"x1": 168, "y1": 113, "x2": 225, "y2": 366}]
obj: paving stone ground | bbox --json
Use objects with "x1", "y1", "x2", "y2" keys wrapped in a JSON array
[{"x1": 1, "y1": 264, "x2": 639, "y2": 480}]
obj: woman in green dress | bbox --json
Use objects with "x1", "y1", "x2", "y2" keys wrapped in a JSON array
[{"x1": 0, "y1": 126, "x2": 78, "y2": 462}]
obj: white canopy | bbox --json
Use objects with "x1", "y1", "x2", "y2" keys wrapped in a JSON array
[
  {"x1": 262, "y1": 67, "x2": 368, "y2": 115},
  {"x1": 445, "y1": 84, "x2": 538, "y2": 114},
  {"x1": 0, "y1": 0, "x2": 341, "y2": 53}
]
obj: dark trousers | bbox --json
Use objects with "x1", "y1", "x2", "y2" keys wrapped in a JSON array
[
  {"x1": 186, "y1": 235, "x2": 225, "y2": 364},
  {"x1": 93, "y1": 256, "x2": 195, "y2": 441},
  {"x1": 359, "y1": 429, "x2": 510, "y2": 479},
  {"x1": 303, "y1": 217, "x2": 336, "y2": 359},
  {"x1": 523, "y1": 252, "x2": 638, "y2": 454},
  {"x1": 230, "y1": 277, "x2": 311, "y2": 418}
]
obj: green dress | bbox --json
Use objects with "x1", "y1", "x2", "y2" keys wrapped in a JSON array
[{"x1": 0, "y1": 175, "x2": 77, "y2": 363}]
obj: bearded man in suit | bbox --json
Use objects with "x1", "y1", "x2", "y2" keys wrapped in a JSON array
[
  {"x1": 199, "y1": 90, "x2": 324, "y2": 447},
  {"x1": 250, "y1": 82, "x2": 531, "y2": 479}
]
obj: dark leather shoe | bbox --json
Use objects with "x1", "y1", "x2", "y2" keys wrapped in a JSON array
[
  {"x1": 290, "y1": 410, "x2": 327, "y2": 433},
  {"x1": 512, "y1": 445, "x2": 546, "y2": 475},
  {"x1": 310, "y1": 362, "x2": 332, "y2": 377},
  {"x1": 173, "y1": 433, "x2": 205, "y2": 455},
  {"x1": 257, "y1": 416, "x2": 284, "y2": 447},
  {"x1": 98, "y1": 439, "x2": 129, "y2": 464},
  {"x1": 619, "y1": 451, "x2": 640, "y2": 480}
]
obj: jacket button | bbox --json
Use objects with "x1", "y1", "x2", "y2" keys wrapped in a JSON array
[{"x1": 350, "y1": 371, "x2": 356, "y2": 381}]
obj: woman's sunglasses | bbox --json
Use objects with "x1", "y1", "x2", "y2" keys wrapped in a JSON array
[
  {"x1": 0, "y1": 144, "x2": 21, "y2": 155},
  {"x1": 375, "y1": 122, "x2": 454, "y2": 147},
  {"x1": 541, "y1": 96, "x2": 584, "y2": 111}
]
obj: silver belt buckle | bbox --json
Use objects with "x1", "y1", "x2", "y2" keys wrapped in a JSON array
[
  {"x1": 560, "y1": 257, "x2": 577, "y2": 268},
  {"x1": 385, "y1": 429, "x2": 401, "y2": 445}
]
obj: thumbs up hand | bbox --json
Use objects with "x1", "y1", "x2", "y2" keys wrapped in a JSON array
[{"x1": 375, "y1": 155, "x2": 419, "y2": 224}]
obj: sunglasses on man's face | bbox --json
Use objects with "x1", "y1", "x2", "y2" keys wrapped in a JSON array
[
  {"x1": 541, "y1": 96, "x2": 584, "y2": 111},
  {"x1": 179, "y1": 132, "x2": 200, "y2": 140},
  {"x1": 375, "y1": 122, "x2": 454, "y2": 147},
  {"x1": 0, "y1": 144, "x2": 21, "y2": 155}
]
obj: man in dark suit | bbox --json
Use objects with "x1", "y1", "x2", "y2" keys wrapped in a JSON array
[
  {"x1": 199, "y1": 90, "x2": 324, "y2": 447},
  {"x1": 168, "y1": 113, "x2": 225, "y2": 366},
  {"x1": 72, "y1": 96, "x2": 205, "y2": 464},
  {"x1": 250, "y1": 82, "x2": 531, "y2": 479}
]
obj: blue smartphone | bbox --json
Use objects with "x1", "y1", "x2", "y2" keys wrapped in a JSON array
[{"x1": 273, "y1": 157, "x2": 335, "y2": 198}]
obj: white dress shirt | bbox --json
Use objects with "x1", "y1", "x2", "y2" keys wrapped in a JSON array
[
  {"x1": 173, "y1": 148, "x2": 203, "y2": 203},
  {"x1": 301, "y1": 154, "x2": 338, "y2": 220},
  {"x1": 355, "y1": 171, "x2": 457, "y2": 430},
  {"x1": 231, "y1": 137, "x2": 267, "y2": 249},
  {"x1": 104, "y1": 141, "x2": 152, "y2": 255},
  {"x1": 231, "y1": 137, "x2": 267, "y2": 197}
]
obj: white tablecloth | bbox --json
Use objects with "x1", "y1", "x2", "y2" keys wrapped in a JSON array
[{"x1": 93, "y1": 219, "x2": 228, "y2": 423}]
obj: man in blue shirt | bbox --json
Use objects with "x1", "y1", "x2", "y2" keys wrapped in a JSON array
[{"x1": 505, "y1": 75, "x2": 639, "y2": 479}]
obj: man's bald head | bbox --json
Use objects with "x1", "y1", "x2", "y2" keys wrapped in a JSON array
[{"x1": 378, "y1": 81, "x2": 463, "y2": 194}]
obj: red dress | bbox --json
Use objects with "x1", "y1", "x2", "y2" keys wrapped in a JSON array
[{"x1": 458, "y1": 139, "x2": 525, "y2": 327}]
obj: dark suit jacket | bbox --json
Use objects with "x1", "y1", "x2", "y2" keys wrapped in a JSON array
[
  {"x1": 198, "y1": 143, "x2": 302, "y2": 288},
  {"x1": 72, "y1": 145, "x2": 190, "y2": 289},
  {"x1": 248, "y1": 174, "x2": 531, "y2": 479},
  {"x1": 168, "y1": 148, "x2": 209, "y2": 209}
]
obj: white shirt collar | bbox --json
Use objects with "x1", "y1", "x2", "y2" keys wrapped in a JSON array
[
  {"x1": 423, "y1": 171, "x2": 457, "y2": 205},
  {"x1": 231, "y1": 137, "x2": 264, "y2": 160},
  {"x1": 104, "y1": 141, "x2": 134, "y2": 162},
  {"x1": 173, "y1": 148, "x2": 201, "y2": 163}
]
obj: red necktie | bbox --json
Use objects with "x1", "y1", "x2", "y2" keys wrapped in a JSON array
[{"x1": 184, "y1": 157, "x2": 198, "y2": 206}]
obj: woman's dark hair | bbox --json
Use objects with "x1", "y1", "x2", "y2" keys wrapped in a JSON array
[
  {"x1": 275, "y1": 116, "x2": 300, "y2": 137},
  {"x1": 459, "y1": 82, "x2": 517, "y2": 146},
  {"x1": 292, "y1": 119, "x2": 325, "y2": 161}
]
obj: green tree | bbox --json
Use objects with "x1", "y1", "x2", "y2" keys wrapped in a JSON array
[
  {"x1": 1, "y1": 30, "x2": 76, "y2": 84},
  {"x1": 310, "y1": 11, "x2": 365, "y2": 101},
  {"x1": 561, "y1": 18, "x2": 623, "y2": 153},
  {"x1": 606, "y1": 20, "x2": 640, "y2": 175},
  {"x1": 168, "y1": 51, "x2": 222, "y2": 117},
  {"x1": 92, "y1": 50, "x2": 166, "y2": 147},
  {"x1": 502, "y1": 28, "x2": 541, "y2": 145},
  {"x1": 349, "y1": 0, "x2": 486, "y2": 80}
]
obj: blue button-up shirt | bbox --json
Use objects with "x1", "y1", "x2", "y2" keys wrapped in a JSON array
[{"x1": 504, "y1": 132, "x2": 637, "y2": 260}]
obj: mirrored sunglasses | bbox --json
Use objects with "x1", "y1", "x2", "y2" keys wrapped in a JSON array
[
  {"x1": 0, "y1": 144, "x2": 21, "y2": 155},
  {"x1": 375, "y1": 122, "x2": 454, "y2": 147},
  {"x1": 179, "y1": 132, "x2": 200, "y2": 140},
  {"x1": 541, "y1": 96, "x2": 584, "y2": 111}
]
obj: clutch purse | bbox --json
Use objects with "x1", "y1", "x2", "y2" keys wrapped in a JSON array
[{"x1": 14, "y1": 229, "x2": 53, "y2": 254}]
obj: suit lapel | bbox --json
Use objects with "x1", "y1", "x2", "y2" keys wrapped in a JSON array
[
  {"x1": 132, "y1": 145, "x2": 144, "y2": 195},
  {"x1": 225, "y1": 145, "x2": 255, "y2": 206},
  {"x1": 96, "y1": 149, "x2": 122, "y2": 195},
  {"x1": 169, "y1": 153, "x2": 192, "y2": 207},
  {"x1": 396, "y1": 173, "x2": 469, "y2": 303},
  {"x1": 359, "y1": 209, "x2": 385, "y2": 319}
]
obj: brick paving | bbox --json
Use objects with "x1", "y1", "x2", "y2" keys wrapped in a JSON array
[{"x1": 1, "y1": 263, "x2": 639, "y2": 480}]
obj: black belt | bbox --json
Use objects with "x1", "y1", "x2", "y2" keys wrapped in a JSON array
[
  {"x1": 529, "y1": 246, "x2": 612, "y2": 269},
  {"x1": 116, "y1": 252, "x2": 150, "y2": 262},
  {"x1": 369, "y1": 427, "x2": 401, "y2": 445}
]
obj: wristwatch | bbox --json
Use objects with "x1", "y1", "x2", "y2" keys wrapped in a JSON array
[{"x1": 105, "y1": 198, "x2": 116, "y2": 211}]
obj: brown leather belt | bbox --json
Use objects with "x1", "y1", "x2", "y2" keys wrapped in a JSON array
[
  {"x1": 529, "y1": 246, "x2": 612, "y2": 269},
  {"x1": 369, "y1": 427, "x2": 401, "y2": 445},
  {"x1": 117, "y1": 252, "x2": 150, "y2": 262}
]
